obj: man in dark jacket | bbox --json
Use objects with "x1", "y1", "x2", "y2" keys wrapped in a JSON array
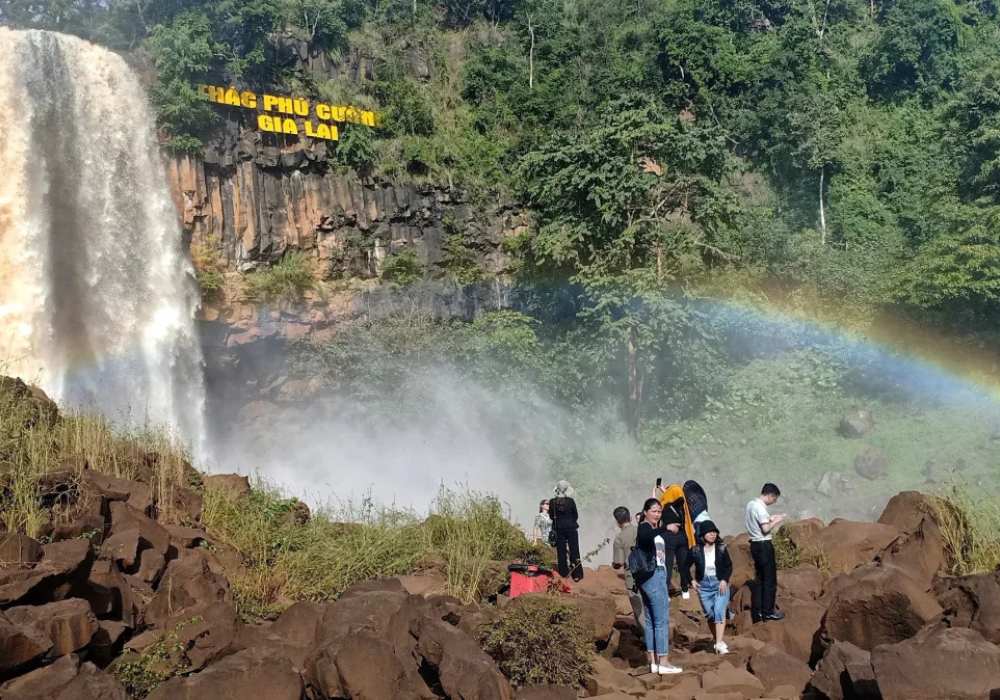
[
  {"x1": 689, "y1": 520, "x2": 733, "y2": 655},
  {"x1": 549, "y1": 480, "x2": 583, "y2": 581}
]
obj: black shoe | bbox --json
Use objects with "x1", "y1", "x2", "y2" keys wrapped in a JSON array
[
  {"x1": 764, "y1": 611, "x2": 785, "y2": 621},
  {"x1": 751, "y1": 616, "x2": 764, "y2": 624}
]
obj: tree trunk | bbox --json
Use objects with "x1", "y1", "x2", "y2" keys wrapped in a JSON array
[
  {"x1": 818, "y1": 166, "x2": 827, "y2": 245},
  {"x1": 528, "y1": 15, "x2": 535, "y2": 91},
  {"x1": 626, "y1": 328, "x2": 643, "y2": 441}
]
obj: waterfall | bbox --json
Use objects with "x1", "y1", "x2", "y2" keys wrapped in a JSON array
[{"x1": 0, "y1": 28, "x2": 205, "y2": 456}]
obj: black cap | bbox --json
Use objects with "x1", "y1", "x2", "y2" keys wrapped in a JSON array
[{"x1": 699, "y1": 520, "x2": 720, "y2": 537}]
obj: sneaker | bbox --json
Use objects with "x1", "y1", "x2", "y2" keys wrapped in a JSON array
[
  {"x1": 714, "y1": 641, "x2": 729, "y2": 655},
  {"x1": 657, "y1": 663, "x2": 683, "y2": 675},
  {"x1": 681, "y1": 590, "x2": 691, "y2": 600},
  {"x1": 650, "y1": 663, "x2": 659, "y2": 675},
  {"x1": 764, "y1": 611, "x2": 786, "y2": 621}
]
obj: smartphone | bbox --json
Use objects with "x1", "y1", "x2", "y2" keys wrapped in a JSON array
[{"x1": 655, "y1": 478, "x2": 662, "y2": 487}]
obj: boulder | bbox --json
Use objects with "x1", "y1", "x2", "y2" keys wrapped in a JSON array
[
  {"x1": 0, "y1": 539, "x2": 94, "y2": 607},
  {"x1": 515, "y1": 686, "x2": 577, "y2": 700},
  {"x1": 725, "y1": 534, "x2": 753, "y2": 589},
  {"x1": 99, "y1": 530, "x2": 141, "y2": 571},
  {"x1": 0, "y1": 653, "x2": 80, "y2": 699},
  {"x1": 700, "y1": 661, "x2": 765, "y2": 697},
  {"x1": 877, "y1": 491, "x2": 938, "y2": 533},
  {"x1": 854, "y1": 446, "x2": 888, "y2": 480},
  {"x1": 52, "y1": 661, "x2": 128, "y2": 699},
  {"x1": 583, "y1": 654, "x2": 644, "y2": 696},
  {"x1": 821, "y1": 563, "x2": 942, "y2": 651},
  {"x1": 51, "y1": 515, "x2": 107, "y2": 546},
  {"x1": 90, "y1": 620, "x2": 129, "y2": 666},
  {"x1": 108, "y1": 503, "x2": 171, "y2": 559},
  {"x1": 168, "y1": 601, "x2": 238, "y2": 671},
  {"x1": 876, "y1": 492, "x2": 948, "y2": 584},
  {"x1": 776, "y1": 565, "x2": 825, "y2": 602},
  {"x1": 0, "y1": 533, "x2": 43, "y2": 566},
  {"x1": 417, "y1": 618, "x2": 512, "y2": 700},
  {"x1": 147, "y1": 647, "x2": 302, "y2": 700},
  {"x1": 871, "y1": 624, "x2": 1000, "y2": 700},
  {"x1": 4, "y1": 599, "x2": 98, "y2": 658},
  {"x1": 170, "y1": 487, "x2": 204, "y2": 523},
  {"x1": 203, "y1": 474, "x2": 251, "y2": 500},
  {"x1": 565, "y1": 593, "x2": 617, "y2": 643},
  {"x1": 0, "y1": 610, "x2": 53, "y2": 672},
  {"x1": 839, "y1": 409, "x2": 874, "y2": 438},
  {"x1": 164, "y1": 525, "x2": 205, "y2": 550},
  {"x1": 144, "y1": 551, "x2": 230, "y2": 628},
  {"x1": 809, "y1": 641, "x2": 878, "y2": 700},
  {"x1": 79, "y1": 559, "x2": 137, "y2": 627},
  {"x1": 809, "y1": 519, "x2": 900, "y2": 574},
  {"x1": 745, "y1": 598, "x2": 825, "y2": 663},
  {"x1": 747, "y1": 645, "x2": 811, "y2": 694},
  {"x1": 0, "y1": 376, "x2": 58, "y2": 428},
  {"x1": 136, "y1": 549, "x2": 166, "y2": 585},
  {"x1": 933, "y1": 570, "x2": 1000, "y2": 644},
  {"x1": 79, "y1": 470, "x2": 153, "y2": 515}
]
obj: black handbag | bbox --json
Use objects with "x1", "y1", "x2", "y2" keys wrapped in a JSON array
[
  {"x1": 627, "y1": 545, "x2": 656, "y2": 588},
  {"x1": 547, "y1": 528, "x2": 557, "y2": 546}
]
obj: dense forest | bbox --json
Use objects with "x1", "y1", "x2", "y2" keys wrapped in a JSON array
[{"x1": 3, "y1": 0, "x2": 1000, "y2": 513}]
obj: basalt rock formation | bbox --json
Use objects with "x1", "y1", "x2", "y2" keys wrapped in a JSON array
[{"x1": 1, "y1": 379, "x2": 998, "y2": 699}]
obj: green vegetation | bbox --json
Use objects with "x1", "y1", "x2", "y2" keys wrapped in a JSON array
[
  {"x1": 381, "y1": 248, "x2": 425, "y2": 285},
  {"x1": 190, "y1": 234, "x2": 226, "y2": 298},
  {"x1": 242, "y1": 251, "x2": 316, "y2": 304},
  {"x1": 202, "y1": 481, "x2": 544, "y2": 615},
  {"x1": 481, "y1": 595, "x2": 592, "y2": 687},
  {"x1": 110, "y1": 620, "x2": 195, "y2": 698}
]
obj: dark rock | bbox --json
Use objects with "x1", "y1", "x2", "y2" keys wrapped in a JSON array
[
  {"x1": 136, "y1": 549, "x2": 165, "y2": 585},
  {"x1": 0, "y1": 609, "x2": 53, "y2": 672},
  {"x1": 144, "y1": 551, "x2": 230, "y2": 628},
  {"x1": 839, "y1": 409, "x2": 874, "y2": 438},
  {"x1": 871, "y1": 623, "x2": 1000, "y2": 700},
  {"x1": 146, "y1": 647, "x2": 302, "y2": 700},
  {"x1": 515, "y1": 686, "x2": 576, "y2": 700},
  {"x1": 108, "y1": 503, "x2": 171, "y2": 559},
  {"x1": 79, "y1": 471, "x2": 152, "y2": 515},
  {"x1": 90, "y1": 620, "x2": 129, "y2": 666},
  {"x1": 0, "y1": 539, "x2": 93, "y2": 606},
  {"x1": 0, "y1": 653, "x2": 80, "y2": 699},
  {"x1": 170, "y1": 487, "x2": 203, "y2": 523},
  {"x1": 821, "y1": 563, "x2": 942, "y2": 651},
  {"x1": 79, "y1": 559, "x2": 137, "y2": 627},
  {"x1": 0, "y1": 376, "x2": 58, "y2": 428},
  {"x1": 52, "y1": 515, "x2": 107, "y2": 545},
  {"x1": 99, "y1": 530, "x2": 141, "y2": 571},
  {"x1": 933, "y1": 570, "x2": 1000, "y2": 644},
  {"x1": 416, "y1": 619, "x2": 512, "y2": 700},
  {"x1": 809, "y1": 641, "x2": 878, "y2": 700},
  {"x1": 52, "y1": 661, "x2": 128, "y2": 700},
  {"x1": 0, "y1": 533, "x2": 43, "y2": 567},
  {"x1": 700, "y1": 660, "x2": 766, "y2": 697},
  {"x1": 806, "y1": 518, "x2": 900, "y2": 574},
  {"x1": 748, "y1": 645, "x2": 812, "y2": 694},
  {"x1": 5, "y1": 598, "x2": 98, "y2": 657},
  {"x1": 164, "y1": 525, "x2": 205, "y2": 549},
  {"x1": 854, "y1": 446, "x2": 889, "y2": 480}
]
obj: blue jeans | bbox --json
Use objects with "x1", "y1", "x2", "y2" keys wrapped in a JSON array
[
  {"x1": 639, "y1": 567, "x2": 669, "y2": 656},
  {"x1": 697, "y1": 576, "x2": 730, "y2": 624}
]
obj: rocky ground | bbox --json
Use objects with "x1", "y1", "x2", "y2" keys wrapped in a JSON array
[{"x1": 1, "y1": 385, "x2": 999, "y2": 699}]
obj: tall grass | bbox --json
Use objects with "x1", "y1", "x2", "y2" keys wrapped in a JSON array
[
  {"x1": 1, "y1": 381, "x2": 194, "y2": 534},
  {"x1": 201, "y1": 483, "x2": 542, "y2": 616},
  {"x1": 932, "y1": 488, "x2": 1000, "y2": 576},
  {"x1": 242, "y1": 251, "x2": 316, "y2": 304}
]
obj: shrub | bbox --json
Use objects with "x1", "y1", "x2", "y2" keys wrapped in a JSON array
[
  {"x1": 242, "y1": 252, "x2": 316, "y2": 304},
  {"x1": 932, "y1": 488, "x2": 1000, "y2": 575},
  {"x1": 110, "y1": 619, "x2": 195, "y2": 697},
  {"x1": 772, "y1": 529, "x2": 799, "y2": 569},
  {"x1": 381, "y1": 248, "x2": 424, "y2": 285},
  {"x1": 190, "y1": 234, "x2": 226, "y2": 298},
  {"x1": 481, "y1": 595, "x2": 592, "y2": 687}
]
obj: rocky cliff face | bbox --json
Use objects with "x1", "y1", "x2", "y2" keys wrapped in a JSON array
[{"x1": 166, "y1": 126, "x2": 527, "y2": 280}]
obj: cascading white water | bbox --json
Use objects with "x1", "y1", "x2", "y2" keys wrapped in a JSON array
[{"x1": 0, "y1": 28, "x2": 205, "y2": 455}]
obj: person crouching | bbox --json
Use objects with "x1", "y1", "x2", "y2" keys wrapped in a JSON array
[{"x1": 690, "y1": 520, "x2": 733, "y2": 655}]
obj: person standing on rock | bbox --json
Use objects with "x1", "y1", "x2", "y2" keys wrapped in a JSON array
[
  {"x1": 635, "y1": 498, "x2": 684, "y2": 675},
  {"x1": 657, "y1": 483, "x2": 695, "y2": 599},
  {"x1": 690, "y1": 521, "x2": 733, "y2": 654},
  {"x1": 611, "y1": 506, "x2": 644, "y2": 632},
  {"x1": 745, "y1": 483, "x2": 786, "y2": 623},
  {"x1": 532, "y1": 499, "x2": 552, "y2": 545},
  {"x1": 549, "y1": 481, "x2": 583, "y2": 581}
]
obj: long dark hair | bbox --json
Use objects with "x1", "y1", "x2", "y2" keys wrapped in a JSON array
[
  {"x1": 538, "y1": 499, "x2": 548, "y2": 513},
  {"x1": 638, "y1": 498, "x2": 660, "y2": 522}
]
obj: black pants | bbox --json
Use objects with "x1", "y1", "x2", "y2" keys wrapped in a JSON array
[
  {"x1": 554, "y1": 528, "x2": 583, "y2": 581},
  {"x1": 663, "y1": 532, "x2": 691, "y2": 592},
  {"x1": 750, "y1": 540, "x2": 778, "y2": 619}
]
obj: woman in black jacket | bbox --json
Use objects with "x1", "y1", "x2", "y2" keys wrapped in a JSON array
[
  {"x1": 689, "y1": 520, "x2": 733, "y2": 655},
  {"x1": 548, "y1": 480, "x2": 583, "y2": 581},
  {"x1": 635, "y1": 498, "x2": 683, "y2": 675}
]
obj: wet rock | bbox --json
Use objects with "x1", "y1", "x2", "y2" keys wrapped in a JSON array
[
  {"x1": 854, "y1": 446, "x2": 888, "y2": 480},
  {"x1": 871, "y1": 624, "x2": 1000, "y2": 700},
  {"x1": 839, "y1": 409, "x2": 874, "y2": 438}
]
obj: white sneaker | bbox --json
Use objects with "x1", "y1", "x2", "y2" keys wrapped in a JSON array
[
  {"x1": 714, "y1": 641, "x2": 729, "y2": 655},
  {"x1": 681, "y1": 590, "x2": 691, "y2": 600},
  {"x1": 658, "y1": 663, "x2": 683, "y2": 674},
  {"x1": 650, "y1": 663, "x2": 659, "y2": 675}
]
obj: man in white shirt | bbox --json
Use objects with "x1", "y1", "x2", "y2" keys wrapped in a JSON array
[{"x1": 744, "y1": 483, "x2": 785, "y2": 623}]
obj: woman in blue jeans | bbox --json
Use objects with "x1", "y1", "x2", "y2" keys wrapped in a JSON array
[
  {"x1": 635, "y1": 498, "x2": 683, "y2": 675},
  {"x1": 689, "y1": 520, "x2": 733, "y2": 654}
]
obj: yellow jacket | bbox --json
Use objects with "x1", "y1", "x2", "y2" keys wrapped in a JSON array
[{"x1": 658, "y1": 483, "x2": 696, "y2": 548}]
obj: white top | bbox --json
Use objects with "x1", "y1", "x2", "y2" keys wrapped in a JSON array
[
  {"x1": 704, "y1": 544, "x2": 717, "y2": 577},
  {"x1": 654, "y1": 535, "x2": 666, "y2": 568},
  {"x1": 745, "y1": 497, "x2": 772, "y2": 542}
]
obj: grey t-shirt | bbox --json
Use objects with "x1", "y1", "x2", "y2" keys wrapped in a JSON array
[
  {"x1": 745, "y1": 498, "x2": 772, "y2": 542},
  {"x1": 612, "y1": 521, "x2": 638, "y2": 589}
]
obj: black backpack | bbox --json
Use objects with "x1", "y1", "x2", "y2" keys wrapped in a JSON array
[{"x1": 627, "y1": 545, "x2": 656, "y2": 589}]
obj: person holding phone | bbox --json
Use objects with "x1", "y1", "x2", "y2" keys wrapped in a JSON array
[{"x1": 745, "y1": 482, "x2": 786, "y2": 623}]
